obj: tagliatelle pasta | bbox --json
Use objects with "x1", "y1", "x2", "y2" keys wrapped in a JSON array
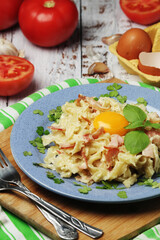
[{"x1": 42, "y1": 94, "x2": 160, "y2": 188}]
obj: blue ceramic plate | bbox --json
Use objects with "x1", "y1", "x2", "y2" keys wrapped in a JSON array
[{"x1": 10, "y1": 83, "x2": 160, "y2": 203}]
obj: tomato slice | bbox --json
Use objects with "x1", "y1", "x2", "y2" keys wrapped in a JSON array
[
  {"x1": 120, "y1": 0, "x2": 160, "y2": 25},
  {"x1": 0, "y1": 55, "x2": 34, "y2": 96}
]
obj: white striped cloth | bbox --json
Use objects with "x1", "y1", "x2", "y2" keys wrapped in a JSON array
[{"x1": 0, "y1": 77, "x2": 160, "y2": 240}]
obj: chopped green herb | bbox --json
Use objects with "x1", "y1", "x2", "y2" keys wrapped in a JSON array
[
  {"x1": 96, "y1": 180, "x2": 125, "y2": 190},
  {"x1": 46, "y1": 171, "x2": 55, "y2": 179},
  {"x1": 29, "y1": 137, "x2": 46, "y2": 154},
  {"x1": 93, "y1": 97, "x2": 99, "y2": 101},
  {"x1": 73, "y1": 182, "x2": 81, "y2": 186},
  {"x1": 138, "y1": 178, "x2": 160, "y2": 189},
  {"x1": 46, "y1": 171, "x2": 64, "y2": 184},
  {"x1": 137, "y1": 97, "x2": 147, "y2": 106},
  {"x1": 69, "y1": 99, "x2": 75, "y2": 103},
  {"x1": 33, "y1": 109, "x2": 44, "y2": 116},
  {"x1": 33, "y1": 162, "x2": 43, "y2": 167},
  {"x1": 73, "y1": 182, "x2": 92, "y2": 194},
  {"x1": 54, "y1": 178, "x2": 64, "y2": 184},
  {"x1": 36, "y1": 126, "x2": 49, "y2": 136},
  {"x1": 48, "y1": 106, "x2": 62, "y2": 122},
  {"x1": 112, "y1": 83, "x2": 122, "y2": 90},
  {"x1": 117, "y1": 191, "x2": 128, "y2": 199},
  {"x1": 44, "y1": 130, "x2": 50, "y2": 135},
  {"x1": 107, "y1": 83, "x2": 122, "y2": 91},
  {"x1": 23, "y1": 151, "x2": 32, "y2": 156},
  {"x1": 99, "y1": 93, "x2": 109, "y2": 98},
  {"x1": 36, "y1": 126, "x2": 44, "y2": 136},
  {"x1": 117, "y1": 95, "x2": 127, "y2": 104},
  {"x1": 109, "y1": 90, "x2": 119, "y2": 97},
  {"x1": 107, "y1": 85, "x2": 115, "y2": 91},
  {"x1": 78, "y1": 186, "x2": 92, "y2": 194}
]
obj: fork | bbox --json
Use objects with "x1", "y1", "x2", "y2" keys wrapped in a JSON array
[
  {"x1": 0, "y1": 149, "x2": 103, "y2": 239},
  {"x1": 0, "y1": 149, "x2": 78, "y2": 240}
]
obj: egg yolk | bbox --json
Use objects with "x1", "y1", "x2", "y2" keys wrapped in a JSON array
[{"x1": 93, "y1": 112, "x2": 129, "y2": 136}]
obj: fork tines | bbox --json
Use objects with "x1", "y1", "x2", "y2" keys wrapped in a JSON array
[{"x1": 0, "y1": 149, "x2": 9, "y2": 168}]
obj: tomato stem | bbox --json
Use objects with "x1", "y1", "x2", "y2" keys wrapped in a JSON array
[{"x1": 44, "y1": 0, "x2": 55, "y2": 8}]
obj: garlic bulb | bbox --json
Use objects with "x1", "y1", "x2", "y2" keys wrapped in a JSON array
[{"x1": 0, "y1": 38, "x2": 25, "y2": 57}]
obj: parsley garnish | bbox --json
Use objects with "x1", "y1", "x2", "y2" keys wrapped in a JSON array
[
  {"x1": 96, "y1": 180, "x2": 125, "y2": 190},
  {"x1": 33, "y1": 162, "x2": 43, "y2": 167},
  {"x1": 107, "y1": 83, "x2": 122, "y2": 91},
  {"x1": 36, "y1": 126, "x2": 49, "y2": 136},
  {"x1": 137, "y1": 97, "x2": 147, "y2": 106},
  {"x1": 48, "y1": 106, "x2": 62, "y2": 122},
  {"x1": 117, "y1": 95, "x2": 127, "y2": 104},
  {"x1": 33, "y1": 109, "x2": 44, "y2": 116},
  {"x1": 73, "y1": 182, "x2": 92, "y2": 194},
  {"x1": 29, "y1": 137, "x2": 46, "y2": 154},
  {"x1": 23, "y1": 151, "x2": 32, "y2": 156},
  {"x1": 106, "y1": 84, "x2": 127, "y2": 103},
  {"x1": 138, "y1": 178, "x2": 160, "y2": 189},
  {"x1": 109, "y1": 90, "x2": 119, "y2": 97},
  {"x1": 46, "y1": 171, "x2": 64, "y2": 184},
  {"x1": 117, "y1": 191, "x2": 128, "y2": 199}
]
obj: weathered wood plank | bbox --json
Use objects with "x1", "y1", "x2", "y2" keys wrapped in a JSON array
[{"x1": 0, "y1": 0, "x2": 145, "y2": 109}]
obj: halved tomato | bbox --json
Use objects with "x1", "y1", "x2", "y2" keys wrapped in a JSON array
[
  {"x1": 120, "y1": 0, "x2": 160, "y2": 25},
  {"x1": 0, "y1": 55, "x2": 34, "y2": 96}
]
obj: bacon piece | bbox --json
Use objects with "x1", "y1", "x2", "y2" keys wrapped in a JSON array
[
  {"x1": 83, "y1": 127, "x2": 105, "y2": 144},
  {"x1": 83, "y1": 134, "x2": 93, "y2": 143},
  {"x1": 148, "y1": 112, "x2": 160, "y2": 123},
  {"x1": 60, "y1": 143, "x2": 75, "y2": 149},
  {"x1": 48, "y1": 126, "x2": 65, "y2": 131},
  {"x1": 92, "y1": 127, "x2": 105, "y2": 139},
  {"x1": 152, "y1": 135, "x2": 160, "y2": 149},
  {"x1": 81, "y1": 116, "x2": 91, "y2": 125},
  {"x1": 107, "y1": 134, "x2": 124, "y2": 148},
  {"x1": 147, "y1": 129, "x2": 160, "y2": 138},
  {"x1": 80, "y1": 147, "x2": 88, "y2": 169},
  {"x1": 104, "y1": 148, "x2": 119, "y2": 170},
  {"x1": 142, "y1": 144, "x2": 155, "y2": 158},
  {"x1": 77, "y1": 94, "x2": 110, "y2": 112},
  {"x1": 75, "y1": 97, "x2": 81, "y2": 106},
  {"x1": 146, "y1": 129, "x2": 160, "y2": 149},
  {"x1": 57, "y1": 150, "x2": 62, "y2": 154}
]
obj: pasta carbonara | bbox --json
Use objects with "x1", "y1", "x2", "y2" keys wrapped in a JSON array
[{"x1": 42, "y1": 94, "x2": 160, "y2": 188}]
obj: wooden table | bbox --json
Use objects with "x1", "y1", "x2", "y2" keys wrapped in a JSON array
[{"x1": 0, "y1": 0, "x2": 143, "y2": 109}]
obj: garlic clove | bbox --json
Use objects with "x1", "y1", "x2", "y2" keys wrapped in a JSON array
[
  {"x1": 102, "y1": 34, "x2": 122, "y2": 46},
  {"x1": 88, "y1": 62, "x2": 109, "y2": 75},
  {"x1": 0, "y1": 38, "x2": 25, "y2": 57}
]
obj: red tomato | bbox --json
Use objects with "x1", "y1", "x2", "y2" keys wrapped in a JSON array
[
  {"x1": 0, "y1": 55, "x2": 34, "y2": 96},
  {"x1": 18, "y1": 0, "x2": 78, "y2": 47},
  {"x1": 0, "y1": 0, "x2": 23, "y2": 31},
  {"x1": 120, "y1": 0, "x2": 160, "y2": 25}
]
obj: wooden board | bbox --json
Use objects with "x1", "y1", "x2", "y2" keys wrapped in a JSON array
[{"x1": 1, "y1": 79, "x2": 160, "y2": 240}]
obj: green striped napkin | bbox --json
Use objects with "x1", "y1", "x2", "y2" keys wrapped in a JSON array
[{"x1": 0, "y1": 77, "x2": 160, "y2": 240}]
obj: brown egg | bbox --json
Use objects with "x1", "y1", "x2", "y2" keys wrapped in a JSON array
[{"x1": 117, "y1": 28, "x2": 152, "y2": 60}]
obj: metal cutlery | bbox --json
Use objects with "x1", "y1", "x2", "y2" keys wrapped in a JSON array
[
  {"x1": 0, "y1": 149, "x2": 103, "y2": 239},
  {"x1": 0, "y1": 149, "x2": 78, "y2": 240}
]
